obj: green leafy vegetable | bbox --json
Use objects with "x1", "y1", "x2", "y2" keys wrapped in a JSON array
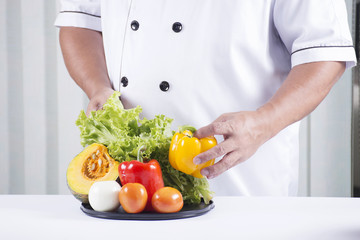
[{"x1": 76, "y1": 91, "x2": 213, "y2": 204}]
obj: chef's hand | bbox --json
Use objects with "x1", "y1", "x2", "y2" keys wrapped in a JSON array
[
  {"x1": 193, "y1": 61, "x2": 346, "y2": 179},
  {"x1": 86, "y1": 87, "x2": 114, "y2": 116},
  {"x1": 193, "y1": 111, "x2": 271, "y2": 179}
]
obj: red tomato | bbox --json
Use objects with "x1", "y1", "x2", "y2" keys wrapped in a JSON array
[
  {"x1": 151, "y1": 187, "x2": 184, "y2": 213},
  {"x1": 119, "y1": 183, "x2": 148, "y2": 213}
]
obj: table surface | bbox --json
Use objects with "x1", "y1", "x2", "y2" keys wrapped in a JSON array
[{"x1": 0, "y1": 195, "x2": 360, "y2": 240}]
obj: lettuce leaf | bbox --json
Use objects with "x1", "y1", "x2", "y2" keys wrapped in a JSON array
[{"x1": 76, "y1": 91, "x2": 213, "y2": 204}]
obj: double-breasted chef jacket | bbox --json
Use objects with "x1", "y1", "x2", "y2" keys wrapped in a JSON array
[{"x1": 56, "y1": 0, "x2": 357, "y2": 196}]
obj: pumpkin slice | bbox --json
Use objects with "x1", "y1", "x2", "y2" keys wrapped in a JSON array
[{"x1": 66, "y1": 143, "x2": 119, "y2": 203}]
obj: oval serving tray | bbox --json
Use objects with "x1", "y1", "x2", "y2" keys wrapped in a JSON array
[{"x1": 81, "y1": 200, "x2": 214, "y2": 220}]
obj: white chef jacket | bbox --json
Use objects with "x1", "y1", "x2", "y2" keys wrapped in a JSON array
[{"x1": 55, "y1": 0, "x2": 357, "y2": 196}]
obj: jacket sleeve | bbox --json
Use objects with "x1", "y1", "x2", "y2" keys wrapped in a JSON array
[
  {"x1": 54, "y1": 0, "x2": 101, "y2": 32},
  {"x1": 274, "y1": 0, "x2": 357, "y2": 69}
]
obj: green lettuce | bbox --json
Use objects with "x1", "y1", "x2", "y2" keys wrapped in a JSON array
[{"x1": 76, "y1": 91, "x2": 213, "y2": 204}]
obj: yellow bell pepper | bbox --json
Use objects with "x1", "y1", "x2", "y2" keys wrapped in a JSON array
[{"x1": 169, "y1": 126, "x2": 217, "y2": 178}]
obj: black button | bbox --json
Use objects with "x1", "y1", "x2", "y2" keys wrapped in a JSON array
[
  {"x1": 131, "y1": 20, "x2": 139, "y2": 31},
  {"x1": 172, "y1": 22, "x2": 182, "y2": 33},
  {"x1": 159, "y1": 81, "x2": 170, "y2": 92},
  {"x1": 121, "y1": 77, "x2": 128, "y2": 87}
]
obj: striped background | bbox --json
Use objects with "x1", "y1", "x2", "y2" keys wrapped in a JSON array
[
  {"x1": 0, "y1": 0, "x2": 87, "y2": 195},
  {"x1": 0, "y1": 0, "x2": 354, "y2": 196}
]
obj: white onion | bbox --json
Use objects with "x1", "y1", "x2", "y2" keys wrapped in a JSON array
[{"x1": 89, "y1": 181, "x2": 121, "y2": 212}]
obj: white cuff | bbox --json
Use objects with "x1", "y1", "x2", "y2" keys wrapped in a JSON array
[
  {"x1": 54, "y1": 11, "x2": 101, "y2": 32},
  {"x1": 291, "y1": 46, "x2": 357, "y2": 69}
]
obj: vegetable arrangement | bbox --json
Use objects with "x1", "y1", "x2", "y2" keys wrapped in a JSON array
[{"x1": 68, "y1": 91, "x2": 215, "y2": 214}]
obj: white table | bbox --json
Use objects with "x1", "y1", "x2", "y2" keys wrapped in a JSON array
[{"x1": 0, "y1": 195, "x2": 360, "y2": 240}]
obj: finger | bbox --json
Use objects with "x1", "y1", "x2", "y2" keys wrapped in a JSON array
[
  {"x1": 193, "y1": 140, "x2": 235, "y2": 165},
  {"x1": 86, "y1": 102, "x2": 101, "y2": 116},
  {"x1": 86, "y1": 107, "x2": 93, "y2": 117},
  {"x1": 200, "y1": 151, "x2": 242, "y2": 179},
  {"x1": 194, "y1": 121, "x2": 234, "y2": 139}
]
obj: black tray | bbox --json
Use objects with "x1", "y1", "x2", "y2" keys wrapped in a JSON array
[{"x1": 80, "y1": 200, "x2": 214, "y2": 220}]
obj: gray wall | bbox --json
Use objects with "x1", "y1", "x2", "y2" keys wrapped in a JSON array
[
  {"x1": 0, "y1": 0, "x2": 86, "y2": 194},
  {"x1": 297, "y1": 0, "x2": 354, "y2": 197}
]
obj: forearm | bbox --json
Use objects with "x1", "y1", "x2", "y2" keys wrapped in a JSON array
[
  {"x1": 258, "y1": 61, "x2": 346, "y2": 139},
  {"x1": 59, "y1": 27, "x2": 112, "y2": 99}
]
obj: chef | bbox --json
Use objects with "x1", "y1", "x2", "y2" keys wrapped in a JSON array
[{"x1": 55, "y1": 0, "x2": 357, "y2": 196}]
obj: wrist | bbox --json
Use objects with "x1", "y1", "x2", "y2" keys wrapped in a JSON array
[
  {"x1": 85, "y1": 81, "x2": 113, "y2": 100},
  {"x1": 255, "y1": 103, "x2": 282, "y2": 141}
]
